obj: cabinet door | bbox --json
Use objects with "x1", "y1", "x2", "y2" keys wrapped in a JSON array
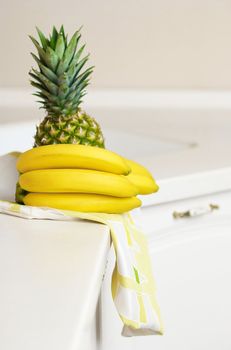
[{"x1": 100, "y1": 191, "x2": 231, "y2": 350}]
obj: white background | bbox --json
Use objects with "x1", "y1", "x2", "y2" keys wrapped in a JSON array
[{"x1": 1, "y1": 0, "x2": 231, "y2": 89}]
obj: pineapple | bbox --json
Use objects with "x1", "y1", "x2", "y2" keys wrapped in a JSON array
[
  {"x1": 16, "y1": 25, "x2": 105, "y2": 204},
  {"x1": 30, "y1": 26, "x2": 105, "y2": 147}
]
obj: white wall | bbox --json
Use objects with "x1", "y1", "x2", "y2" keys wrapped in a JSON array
[{"x1": 1, "y1": 0, "x2": 231, "y2": 89}]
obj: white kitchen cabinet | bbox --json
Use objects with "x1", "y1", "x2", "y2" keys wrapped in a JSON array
[{"x1": 100, "y1": 190, "x2": 231, "y2": 350}]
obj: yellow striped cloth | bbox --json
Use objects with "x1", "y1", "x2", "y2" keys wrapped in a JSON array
[{"x1": 0, "y1": 153, "x2": 163, "y2": 336}]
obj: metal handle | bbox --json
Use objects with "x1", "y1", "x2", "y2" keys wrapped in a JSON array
[{"x1": 173, "y1": 203, "x2": 219, "y2": 219}]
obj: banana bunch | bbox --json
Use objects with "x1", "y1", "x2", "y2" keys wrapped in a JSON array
[{"x1": 16, "y1": 144, "x2": 159, "y2": 214}]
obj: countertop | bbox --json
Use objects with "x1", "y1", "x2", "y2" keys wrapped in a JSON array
[{"x1": 0, "y1": 212, "x2": 110, "y2": 350}]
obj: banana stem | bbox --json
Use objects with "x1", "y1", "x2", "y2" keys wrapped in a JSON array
[{"x1": 15, "y1": 182, "x2": 27, "y2": 204}]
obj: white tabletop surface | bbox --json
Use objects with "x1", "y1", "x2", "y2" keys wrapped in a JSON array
[{"x1": 0, "y1": 214, "x2": 110, "y2": 350}]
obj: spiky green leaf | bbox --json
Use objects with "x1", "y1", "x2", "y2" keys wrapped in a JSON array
[
  {"x1": 31, "y1": 53, "x2": 58, "y2": 84},
  {"x1": 64, "y1": 45, "x2": 86, "y2": 81},
  {"x1": 29, "y1": 35, "x2": 48, "y2": 65},
  {"x1": 30, "y1": 36, "x2": 59, "y2": 71},
  {"x1": 71, "y1": 55, "x2": 90, "y2": 83},
  {"x1": 57, "y1": 72, "x2": 70, "y2": 98},
  {"x1": 44, "y1": 47, "x2": 59, "y2": 71},
  {"x1": 59, "y1": 25, "x2": 67, "y2": 46},
  {"x1": 66, "y1": 54, "x2": 88, "y2": 85},
  {"x1": 36, "y1": 27, "x2": 49, "y2": 50},
  {"x1": 29, "y1": 71, "x2": 44, "y2": 85},
  {"x1": 74, "y1": 67, "x2": 93, "y2": 87},
  {"x1": 30, "y1": 80, "x2": 45, "y2": 91},
  {"x1": 56, "y1": 30, "x2": 81, "y2": 75},
  {"x1": 31, "y1": 79, "x2": 58, "y2": 103},
  {"x1": 49, "y1": 26, "x2": 59, "y2": 50},
  {"x1": 55, "y1": 34, "x2": 65, "y2": 59},
  {"x1": 31, "y1": 68, "x2": 58, "y2": 95}
]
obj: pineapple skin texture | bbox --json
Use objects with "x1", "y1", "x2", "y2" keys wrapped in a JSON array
[{"x1": 34, "y1": 110, "x2": 105, "y2": 148}]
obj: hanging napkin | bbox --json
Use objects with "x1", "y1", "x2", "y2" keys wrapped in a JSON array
[{"x1": 0, "y1": 153, "x2": 164, "y2": 336}]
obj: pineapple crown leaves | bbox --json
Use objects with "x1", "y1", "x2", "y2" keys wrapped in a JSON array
[{"x1": 29, "y1": 25, "x2": 94, "y2": 117}]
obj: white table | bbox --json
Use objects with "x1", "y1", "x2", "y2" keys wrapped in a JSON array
[{"x1": 0, "y1": 214, "x2": 110, "y2": 350}]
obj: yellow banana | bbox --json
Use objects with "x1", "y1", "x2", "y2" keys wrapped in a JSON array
[
  {"x1": 17, "y1": 144, "x2": 131, "y2": 175},
  {"x1": 125, "y1": 158, "x2": 154, "y2": 179},
  {"x1": 19, "y1": 169, "x2": 138, "y2": 197},
  {"x1": 125, "y1": 158, "x2": 159, "y2": 194},
  {"x1": 127, "y1": 172, "x2": 159, "y2": 194},
  {"x1": 23, "y1": 193, "x2": 141, "y2": 214}
]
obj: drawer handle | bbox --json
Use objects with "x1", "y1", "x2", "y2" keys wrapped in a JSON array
[{"x1": 173, "y1": 203, "x2": 219, "y2": 219}]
